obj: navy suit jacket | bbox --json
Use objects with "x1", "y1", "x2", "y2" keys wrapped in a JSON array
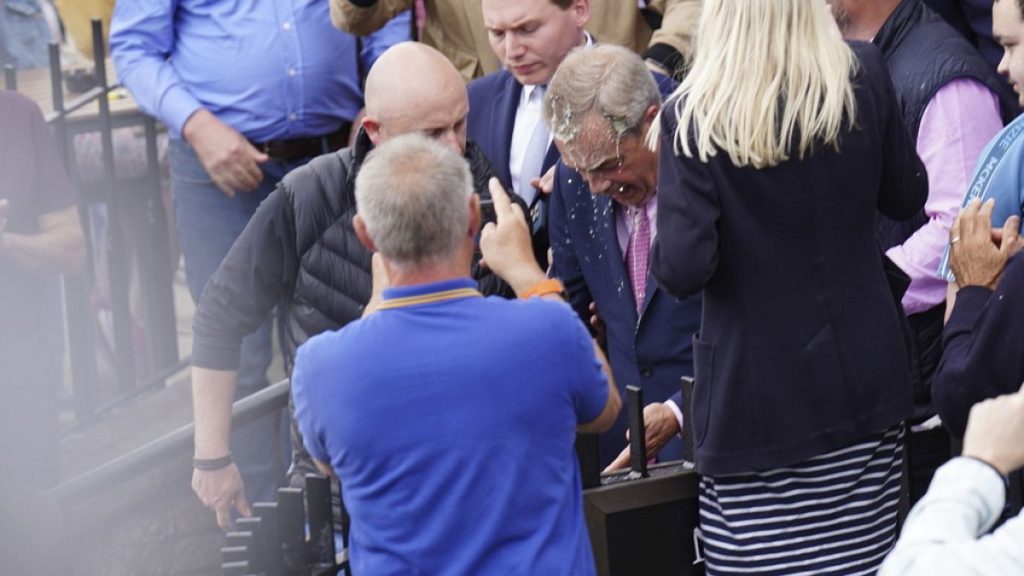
[
  {"x1": 467, "y1": 70, "x2": 561, "y2": 201},
  {"x1": 547, "y1": 72, "x2": 698, "y2": 468},
  {"x1": 467, "y1": 70, "x2": 562, "y2": 265},
  {"x1": 549, "y1": 166, "x2": 702, "y2": 468}
]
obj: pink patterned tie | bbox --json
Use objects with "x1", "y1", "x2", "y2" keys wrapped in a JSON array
[
  {"x1": 626, "y1": 206, "x2": 651, "y2": 313},
  {"x1": 415, "y1": 0, "x2": 426, "y2": 38}
]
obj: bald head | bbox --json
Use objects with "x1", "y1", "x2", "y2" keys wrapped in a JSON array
[{"x1": 363, "y1": 43, "x2": 469, "y2": 154}]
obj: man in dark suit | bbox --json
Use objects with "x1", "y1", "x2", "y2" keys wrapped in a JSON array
[
  {"x1": 544, "y1": 45, "x2": 701, "y2": 469},
  {"x1": 467, "y1": 0, "x2": 592, "y2": 265}
]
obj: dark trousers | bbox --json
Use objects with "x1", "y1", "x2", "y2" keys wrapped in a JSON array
[{"x1": 905, "y1": 303, "x2": 950, "y2": 505}]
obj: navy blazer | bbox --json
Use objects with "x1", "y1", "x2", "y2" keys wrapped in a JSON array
[
  {"x1": 652, "y1": 42, "x2": 928, "y2": 476},
  {"x1": 467, "y1": 70, "x2": 561, "y2": 202},
  {"x1": 467, "y1": 70, "x2": 562, "y2": 265},
  {"x1": 548, "y1": 71, "x2": 696, "y2": 468},
  {"x1": 933, "y1": 254, "x2": 1024, "y2": 438},
  {"x1": 549, "y1": 165, "x2": 702, "y2": 468}
]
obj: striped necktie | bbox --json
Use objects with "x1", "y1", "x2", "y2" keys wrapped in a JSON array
[{"x1": 626, "y1": 206, "x2": 651, "y2": 313}]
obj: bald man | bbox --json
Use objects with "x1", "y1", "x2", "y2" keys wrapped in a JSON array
[{"x1": 189, "y1": 43, "x2": 525, "y2": 529}]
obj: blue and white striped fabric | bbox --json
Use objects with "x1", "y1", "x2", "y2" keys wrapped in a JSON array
[{"x1": 699, "y1": 425, "x2": 905, "y2": 576}]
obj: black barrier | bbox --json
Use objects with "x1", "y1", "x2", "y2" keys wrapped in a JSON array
[
  {"x1": 8, "y1": 20, "x2": 184, "y2": 424},
  {"x1": 583, "y1": 378, "x2": 704, "y2": 576},
  {"x1": 222, "y1": 475, "x2": 350, "y2": 576}
]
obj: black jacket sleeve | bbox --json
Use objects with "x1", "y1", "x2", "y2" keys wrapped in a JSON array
[
  {"x1": 467, "y1": 141, "x2": 529, "y2": 299},
  {"x1": 933, "y1": 255, "x2": 1024, "y2": 437},
  {"x1": 191, "y1": 188, "x2": 300, "y2": 370}
]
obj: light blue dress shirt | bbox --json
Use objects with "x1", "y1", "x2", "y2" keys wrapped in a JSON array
[{"x1": 110, "y1": 0, "x2": 409, "y2": 141}]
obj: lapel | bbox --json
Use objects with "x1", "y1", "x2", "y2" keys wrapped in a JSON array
[
  {"x1": 592, "y1": 195, "x2": 637, "y2": 326},
  {"x1": 540, "y1": 143, "x2": 561, "y2": 196},
  {"x1": 491, "y1": 72, "x2": 522, "y2": 189}
]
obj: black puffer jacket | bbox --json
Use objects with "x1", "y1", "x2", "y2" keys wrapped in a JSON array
[
  {"x1": 193, "y1": 130, "x2": 517, "y2": 373},
  {"x1": 874, "y1": 0, "x2": 1017, "y2": 251},
  {"x1": 193, "y1": 130, "x2": 523, "y2": 492}
]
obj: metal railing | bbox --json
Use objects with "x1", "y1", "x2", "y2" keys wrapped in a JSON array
[
  {"x1": 5, "y1": 19, "x2": 183, "y2": 423},
  {"x1": 51, "y1": 378, "x2": 290, "y2": 507}
]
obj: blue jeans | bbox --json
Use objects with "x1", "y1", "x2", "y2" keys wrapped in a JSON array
[
  {"x1": 170, "y1": 139, "x2": 303, "y2": 504},
  {"x1": 0, "y1": 0, "x2": 50, "y2": 69}
]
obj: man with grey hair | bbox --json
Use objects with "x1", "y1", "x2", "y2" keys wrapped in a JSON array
[
  {"x1": 188, "y1": 42, "x2": 526, "y2": 530},
  {"x1": 292, "y1": 133, "x2": 620, "y2": 574},
  {"x1": 546, "y1": 44, "x2": 701, "y2": 470}
]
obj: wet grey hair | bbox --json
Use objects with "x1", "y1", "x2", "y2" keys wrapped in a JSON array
[
  {"x1": 543, "y1": 44, "x2": 662, "y2": 145},
  {"x1": 355, "y1": 134, "x2": 473, "y2": 268}
]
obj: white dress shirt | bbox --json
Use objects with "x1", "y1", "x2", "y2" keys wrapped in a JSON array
[{"x1": 508, "y1": 32, "x2": 593, "y2": 202}]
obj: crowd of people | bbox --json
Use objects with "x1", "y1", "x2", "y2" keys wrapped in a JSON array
[{"x1": 5, "y1": 0, "x2": 1024, "y2": 574}]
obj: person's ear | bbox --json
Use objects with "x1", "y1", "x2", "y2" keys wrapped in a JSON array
[
  {"x1": 469, "y1": 195, "x2": 482, "y2": 237},
  {"x1": 362, "y1": 117, "x2": 384, "y2": 146},
  {"x1": 574, "y1": 0, "x2": 591, "y2": 29},
  {"x1": 644, "y1": 104, "x2": 659, "y2": 124},
  {"x1": 353, "y1": 214, "x2": 377, "y2": 253}
]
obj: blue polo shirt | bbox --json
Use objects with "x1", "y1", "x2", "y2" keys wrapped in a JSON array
[
  {"x1": 292, "y1": 277, "x2": 607, "y2": 575},
  {"x1": 939, "y1": 113, "x2": 1024, "y2": 281}
]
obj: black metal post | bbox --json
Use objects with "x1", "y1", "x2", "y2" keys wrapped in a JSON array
[
  {"x1": 47, "y1": 41, "x2": 102, "y2": 419},
  {"x1": 253, "y1": 502, "x2": 284, "y2": 576},
  {"x1": 277, "y1": 488, "x2": 309, "y2": 575},
  {"x1": 235, "y1": 517, "x2": 263, "y2": 573},
  {"x1": 306, "y1": 474, "x2": 336, "y2": 570},
  {"x1": 137, "y1": 116, "x2": 179, "y2": 379},
  {"x1": 576, "y1": 433, "x2": 601, "y2": 489},
  {"x1": 626, "y1": 385, "x2": 649, "y2": 480},
  {"x1": 4, "y1": 64, "x2": 16, "y2": 90},
  {"x1": 91, "y1": 18, "x2": 138, "y2": 393}
]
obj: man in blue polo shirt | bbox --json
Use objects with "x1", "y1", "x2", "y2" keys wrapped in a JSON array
[{"x1": 291, "y1": 134, "x2": 620, "y2": 574}]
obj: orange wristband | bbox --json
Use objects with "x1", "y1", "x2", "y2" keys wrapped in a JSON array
[{"x1": 520, "y1": 278, "x2": 566, "y2": 300}]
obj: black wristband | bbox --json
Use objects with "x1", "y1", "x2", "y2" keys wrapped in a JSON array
[
  {"x1": 348, "y1": 0, "x2": 378, "y2": 7},
  {"x1": 193, "y1": 454, "x2": 233, "y2": 471}
]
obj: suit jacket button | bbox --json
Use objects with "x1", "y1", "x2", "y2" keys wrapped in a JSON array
[{"x1": 640, "y1": 367, "x2": 653, "y2": 378}]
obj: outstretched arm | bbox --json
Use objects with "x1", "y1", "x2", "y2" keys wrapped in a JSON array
[
  {"x1": 0, "y1": 203, "x2": 84, "y2": 277},
  {"x1": 880, "y1": 388, "x2": 1024, "y2": 575},
  {"x1": 480, "y1": 178, "x2": 620, "y2": 433}
]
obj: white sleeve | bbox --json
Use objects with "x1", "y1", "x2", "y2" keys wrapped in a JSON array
[{"x1": 879, "y1": 457, "x2": 1024, "y2": 575}]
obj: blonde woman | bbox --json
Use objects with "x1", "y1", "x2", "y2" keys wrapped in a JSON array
[{"x1": 652, "y1": 0, "x2": 928, "y2": 573}]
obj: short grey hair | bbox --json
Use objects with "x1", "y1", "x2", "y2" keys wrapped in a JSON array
[
  {"x1": 355, "y1": 134, "x2": 473, "y2": 268},
  {"x1": 543, "y1": 44, "x2": 662, "y2": 145}
]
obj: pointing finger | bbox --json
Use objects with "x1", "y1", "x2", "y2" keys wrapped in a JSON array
[{"x1": 488, "y1": 178, "x2": 514, "y2": 218}]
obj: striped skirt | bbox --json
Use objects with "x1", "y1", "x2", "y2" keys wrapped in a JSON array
[{"x1": 699, "y1": 425, "x2": 904, "y2": 575}]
